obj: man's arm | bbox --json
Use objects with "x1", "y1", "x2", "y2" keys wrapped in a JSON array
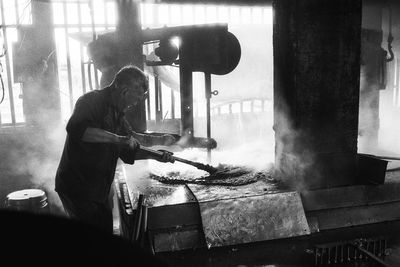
[
  {"x1": 133, "y1": 147, "x2": 174, "y2": 162},
  {"x1": 82, "y1": 127, "x2": 138, "y2": 150},
  {"x1": 119, "y1": 140, "x2": 174, "y2": 164},
  {"x1": 122, "y1": 118, "x2": 176, "y2": 146}
]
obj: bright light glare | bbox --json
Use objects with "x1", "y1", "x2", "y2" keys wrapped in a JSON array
[
  {"x1": 252, "y1": 7, "x2": 263, "y2": 24},
  {"x1": 217, "y1": 6, "x2": 229, "y2": 23},
  {"x1": 230, "y1": 7, "x2": 240, "y2": 25},
  {"x1": 194, "y1": 5, "x2": 205, "y2": 24},
  {"x1": 142, "y1": 3, "x2": 154, "y2": 26},
  {"x1": 205, "y1": 6, "x2": 217, "y2": 23},
  {"x1": 241, "y1": 7, "x2": 251, "y2": 24},
  {"x1": 264, "y1": 7, "x2": 273, "y2": 25},
  {"x1": 158, "y1": 4, "x2": 169, "y2": 25},
  {"x1": 171, "y1": 37, "x2": 180, "y2": 48},
  {"x1": 170, "y1": 5, "x2": 181, "y2": 25}
]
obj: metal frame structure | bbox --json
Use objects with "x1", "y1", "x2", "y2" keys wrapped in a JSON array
[{"x1": 0, "y1": 0, "x2": 274, "y2": 128}]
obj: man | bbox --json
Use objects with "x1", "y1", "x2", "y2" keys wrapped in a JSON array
[{"x1": 55, "y1": 65, "x2": 175, "y2": 234}]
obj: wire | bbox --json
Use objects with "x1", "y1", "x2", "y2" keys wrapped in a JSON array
[
  {"x1": 17, "y1": 0, "x2": 32, "y2": 26},
  {"x1": 0, "y1": 71, "x2": 4, "y2": 104}
]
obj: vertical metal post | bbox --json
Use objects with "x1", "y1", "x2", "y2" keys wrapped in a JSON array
[
  {"x1": 63, "y1": 1, "x2": 74, "y2": 111},
  {"x1": 393, "y1": 59, "x2": 397, "y2": 106},
  {"x1": 171, "y1": 90, "x2": 175, "y2": 119},
  {"x1": 77, "y1": 3, "x2": 87, "y2": 94},
  {"x1": 144, "y1": 45, "x2": 151, "y2": 120},
  {"x1": 104, "y1": 0, "x2": 109, "y2": 30},
  {"x1": 396, "y1": 58, "x2": 400, "y2": 106},
  {"x1": 155, "y1": 75, "x2": 162, "y2": 122},
  {"x1": 205, "y1": 72, "x2": 212, "y2": 161},
  {"x1": 155, "y1": 76, "x2": 159, "y2": 122},
  {"x1": 159, "y1": 80, "x2": 163, "y2": 120},
  {"x1": 0, "y1": 0, "x2": 16, "y2": 124},
  {"x1": 146, "y1": 87, "x2": 151, "y2": 120},
  {"x1": 89, "y1": 0, "x2": 99, "y2": 89},
  {"x1": 14, "y1": 0, "x2": 19, "y2": 24},
  {"x1": 179, "y1": 37, "x2": 194, "y2": 138}
]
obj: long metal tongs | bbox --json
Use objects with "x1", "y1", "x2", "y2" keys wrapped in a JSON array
[{"x1": 139, "y1": 146, "x2": 218, "y2": 174}]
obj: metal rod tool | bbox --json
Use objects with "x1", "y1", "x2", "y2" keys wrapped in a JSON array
[{"x1": 139, "y1": 146, "x2": 218, "y2": 174}]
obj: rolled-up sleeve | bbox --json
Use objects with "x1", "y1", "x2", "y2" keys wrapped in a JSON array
[{"x1": 66, "y1": 95, "x2": 101, "y2": 141}]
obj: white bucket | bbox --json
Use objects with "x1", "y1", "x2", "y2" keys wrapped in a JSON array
[{"x1": 5, "y1": 189, "x2": 49, "y2": 213}]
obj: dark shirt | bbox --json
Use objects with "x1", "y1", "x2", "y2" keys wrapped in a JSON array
[{"x1": 55, "y1": 87, "x2": 136, "y2": 203}]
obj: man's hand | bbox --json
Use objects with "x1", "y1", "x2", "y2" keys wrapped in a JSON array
[
  {"x1": 120, "y1": 135, "x2": 140, "y2": 150},
  {"x1": 162, "y1": 134, "x2": 176, "y2": 146},
  {"x1": 158, "y1": 150, "x2": 175, "y2": 163}
]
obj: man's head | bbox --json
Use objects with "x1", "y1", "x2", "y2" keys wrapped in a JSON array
[{"x1": 111, "y1": 65, "x2": 149, "y2": 113}]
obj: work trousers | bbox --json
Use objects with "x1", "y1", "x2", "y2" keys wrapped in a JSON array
[{"x1": 58, "y1": 191, "x2": 113, "y2": 235}]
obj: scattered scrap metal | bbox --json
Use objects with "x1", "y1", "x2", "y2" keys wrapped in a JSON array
[{"x1": 149, "y1": 164, "x2": 278, "y2": 186}]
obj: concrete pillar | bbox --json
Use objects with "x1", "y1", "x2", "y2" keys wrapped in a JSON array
[
  {"x1": 273, "y1": 0, "x2": 362, "y2": 189},
  {"x1": 22, "y1": 0, "x2": 61, "y2": 128},
  {"x1": 115, "y1": 0, "x2": 146, "y2": 132}
]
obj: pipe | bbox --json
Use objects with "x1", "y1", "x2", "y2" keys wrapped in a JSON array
[
  {"x1": 205, "y1": 72, "x2": 212, "y2": 162},
  {"x1": 131, "y1": 194, "x2": 144, "y2": 243}
]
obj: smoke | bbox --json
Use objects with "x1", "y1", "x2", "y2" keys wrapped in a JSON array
[
  {"x1": 190, "y1": 24, "x2": 276, "y2": 170},
  {"x1": 272, "y1": 107, "x2": 321, "y2": 192},
  {"x1": 3, "y1": 121, "x2": 67, "y2": 215},
  {"x1": 378, "y1": 99, "x2": 400, "y2": 154},
  {"x1": 357, "y1": 50, "x2": 400, "y2": 156},
  {"x1": 123, "y1": 23, "x2": 284, "y2": 192}
]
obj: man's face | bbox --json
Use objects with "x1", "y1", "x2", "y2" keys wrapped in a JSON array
[{"x1": 117, "y1": 80, "x2": 148, "y2": 113}]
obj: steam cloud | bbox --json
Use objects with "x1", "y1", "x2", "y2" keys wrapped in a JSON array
[{"x1": 3, "y1": 121, "x2": 67, "y2": 215}]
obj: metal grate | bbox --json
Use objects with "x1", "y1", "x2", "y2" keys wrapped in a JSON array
[{"x1": 314, "y1": 238, "x2": 389, "y2": 266}]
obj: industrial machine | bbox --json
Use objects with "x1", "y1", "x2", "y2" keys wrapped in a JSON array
[
  {"x1": 113, "y1": 24, "x2": 400, "y2": 267},
  {"x1": 141, "y1": 23, "x2": 241, "y2": 155},
  {"x1": 114, "y1": 156, "x2": 400, "y2": 266}
]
